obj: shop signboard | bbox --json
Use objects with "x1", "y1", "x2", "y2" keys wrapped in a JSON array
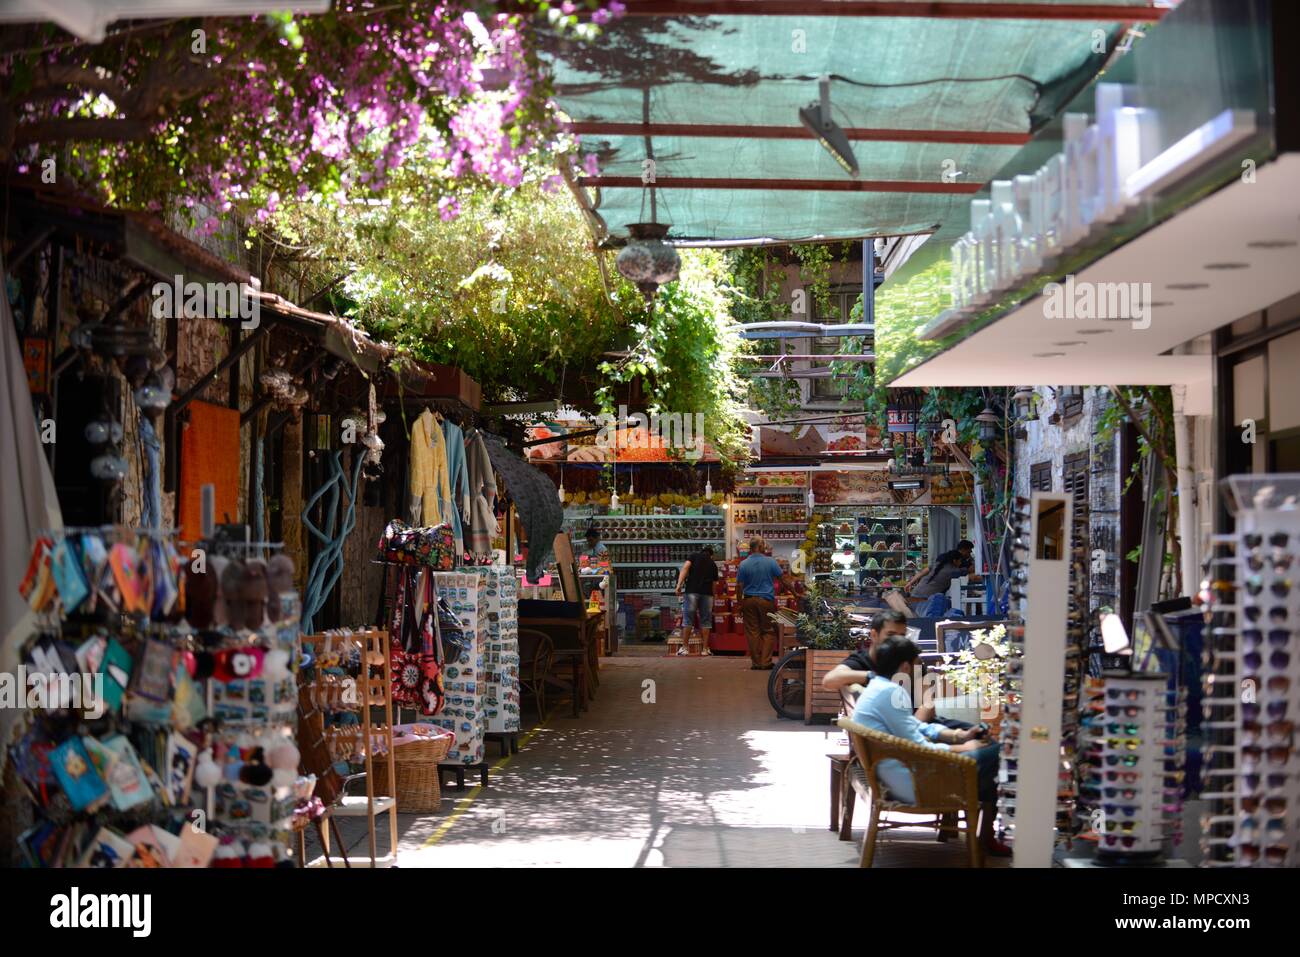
[
  {"x1": 812, "y1": 469, "x2": 919, "y2": 505},
  {"x1": 874, "y1": 0, "x2": 1278, "y2": 383},
  {"x1": 526, "y1": 416, "x2": 720, "y2": 463},
  {"x1": 886, "y1": 408, "x2": 917, "y2": 434},
  {"x1": 755, "y1": 415, "x2": 884, "y2": 459},
  {"x1": 739, "y1": 470, "x2": 806, "y2": 488},
  {"x1": 938, "y1": 0, "x2": 1272, "y2": 334}
]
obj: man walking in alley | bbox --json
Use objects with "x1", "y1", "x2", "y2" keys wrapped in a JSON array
[{"x1": 737, "y1": 537, "x2": 787, "y2": 670}]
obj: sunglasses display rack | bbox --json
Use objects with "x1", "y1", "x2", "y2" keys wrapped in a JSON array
[
  {"x1": 997, "y1": 492, "x2": 1077, "y2": 866},
  {"x1": 9, "y1": 528, "x2": 307, "y2": 868},
  {"x1": 1084, "y1": 673, "x2": 1181, "y2": 865},
  {"x1": 1200, "y1": 475, "x2": 1300, "y2": 867}
]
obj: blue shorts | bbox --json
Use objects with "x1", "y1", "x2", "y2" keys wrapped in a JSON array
[{"x1": 683, "y1": 593, "x2": 714, "y2": 629}]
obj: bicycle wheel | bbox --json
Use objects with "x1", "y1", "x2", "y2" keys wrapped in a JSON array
[{"x1": 768, "y1": 648, "x2": 807, "y2": 721}]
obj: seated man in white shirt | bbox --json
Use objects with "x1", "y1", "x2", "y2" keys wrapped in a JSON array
[{"x1": 850, "y1": 634, "x2": 1009, "y2": 856}]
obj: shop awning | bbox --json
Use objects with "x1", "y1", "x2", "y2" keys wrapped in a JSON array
[{"x1": 543, "y1": 1, "x2": 1168, "y2": 244}]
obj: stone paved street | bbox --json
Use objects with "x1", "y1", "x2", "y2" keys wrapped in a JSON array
[{"x1": 310, "y1": 648, "x2": 1000, "y2": 868}]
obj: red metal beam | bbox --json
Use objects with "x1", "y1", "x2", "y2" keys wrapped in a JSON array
[
  {"x1": 565, "y1": 122, "x2": 1031, "y2": 145},
  {"x1": 619, "y1": 2, "x2": 1168, "y2": 22},
  {"x1": 581, "y1": 175, "x2": 981, "y2": 193}
]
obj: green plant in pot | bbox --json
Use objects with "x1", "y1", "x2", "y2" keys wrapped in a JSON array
[{"x1": 941, "y1": 623, "x2": 1011, "y2": 726}]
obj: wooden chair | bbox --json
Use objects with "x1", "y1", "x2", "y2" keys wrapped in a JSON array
[
  {"x1": 517, "y1": 628, "x2": 554, "y2": 718},
  {"x1": 521, "y1": 616, "x2": 592, "y2": 717},
  {"x1": 836, "y1": 717, "x2": 984, "y2": 868}
]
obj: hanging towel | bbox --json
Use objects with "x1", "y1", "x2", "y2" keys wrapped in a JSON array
[
  {"x1": 466, "y1": 427, "x2": 498, "y2": 560},
  {"x1": 441, "y1": 417, "x2": 471, "y2": 555},
  {"x1": 179, "y1": 400, "x2": 240, "y2": 542},
  {"x1": 483, "y1": 434, "x2": 562, "y2": 581}
]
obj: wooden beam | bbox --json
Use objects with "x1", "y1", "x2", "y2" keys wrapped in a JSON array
[
  {"x1": 618, "y1": 2, "x2": 1167, "y2": 22},
  {"x1": 566, "y1": 122, "x2": 1031, "y2": 146},
  {"x1": 581, "y1": 175, "x2": 980, "y2": 193}
]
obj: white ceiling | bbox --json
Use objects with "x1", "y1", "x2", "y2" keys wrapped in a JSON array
[{"x1": 895, "y1": 151, "x2": 1300, "y2": 410}]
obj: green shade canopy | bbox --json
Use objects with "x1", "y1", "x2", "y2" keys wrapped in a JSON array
[{"x1": 542, "y1": 1, "x2": 1167, "y2": 244}]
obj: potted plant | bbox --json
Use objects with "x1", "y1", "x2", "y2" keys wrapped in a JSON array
[
  {"x1": 796, "y1": 580, "x2": 858, "y2": 723},
  {"x1": 940, "y1": 623, "x2": 1011, "y2": 732}
]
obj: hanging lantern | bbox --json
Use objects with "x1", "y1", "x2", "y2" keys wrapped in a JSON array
[
  {"x1": 615, "y1": 223, "x2": 681, "y2": 302},
  {"x1": 1012, "y1": 386, "x2": 1037, "y2": 422},
  {"x1": 975, "y1": 406, "x2": 999, "y2": 441}
]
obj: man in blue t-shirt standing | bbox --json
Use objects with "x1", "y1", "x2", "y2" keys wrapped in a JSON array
[{"x1": 736, "y1": 537, "x2": 788, "y2": 670}]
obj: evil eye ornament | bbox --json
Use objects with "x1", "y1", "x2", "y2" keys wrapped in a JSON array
[{"x1": 214, "y1": 647, "x2": 265, "y2": 682}]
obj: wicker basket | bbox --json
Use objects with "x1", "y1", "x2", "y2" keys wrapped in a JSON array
[{"x1": 371, "y1": 734, "x2": 453, "y2": 813}]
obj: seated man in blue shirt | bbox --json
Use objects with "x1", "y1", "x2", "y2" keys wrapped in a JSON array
[{"x1": 850, "y1": 634, "x2": 1009, "y2": 856}]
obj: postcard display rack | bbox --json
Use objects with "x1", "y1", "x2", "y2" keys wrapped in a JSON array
[
  {"x1": 480, "y1": 567, "x2": 520, "y2": 735},
  {"x1": 428, "y1": 570, "x2": 494, "y2": 768},
  {"x1": 1201, "y1": 476, "x2": 1300, "y2": 868},
  {"x1": 10, "y1": 529, "x2": 305, "y2": 869}
]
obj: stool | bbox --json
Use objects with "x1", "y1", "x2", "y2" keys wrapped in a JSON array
[
  {"x1": 828, "y1": 753, "x2": 852, "y2": 832},
  {"x1": 440, "y1": 762, "x2": 490, "y2": 790}
]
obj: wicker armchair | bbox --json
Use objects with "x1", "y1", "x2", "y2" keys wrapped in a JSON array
[{"x1": 836, "y1": 717, "x2": 984, "y2": 868}]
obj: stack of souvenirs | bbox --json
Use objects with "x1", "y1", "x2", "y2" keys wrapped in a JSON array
[{"x1": 9, "y1": 528, "x2": 308, "y2": 868}]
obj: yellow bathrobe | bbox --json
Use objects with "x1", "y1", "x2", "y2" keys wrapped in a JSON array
[{"x1": 408, "y1": 409, "x2": 453, "y2": 527}]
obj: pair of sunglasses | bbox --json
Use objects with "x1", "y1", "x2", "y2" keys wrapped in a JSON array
[{"x1": 1243, "y1": 532, "x2": 1290, "y2": 549}]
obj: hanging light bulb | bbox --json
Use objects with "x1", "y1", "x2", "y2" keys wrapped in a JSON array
[
  {"x1": 704, "y1": 477, "x2": 713, "y2": 501},
  {"x1": 557, "y1": 481, "x2": 566, "y2": 503},
  {"x1": 627, "y1": 470, "x2": 635, "y2": 499},
  {"x1": 807, "y1": 485, "x2": 816, "y2": 508}
]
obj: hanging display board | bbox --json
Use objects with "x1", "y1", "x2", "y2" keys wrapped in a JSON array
[{"x1": 753, "y1": 415, "x2": 884, "y2": 460}]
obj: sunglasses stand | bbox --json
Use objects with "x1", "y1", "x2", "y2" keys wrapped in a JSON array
[
  {"x1": 998, "y1": 491, "x2": 1075, "y2": 868},
  {"x1": 1089, "y1": 672, "x2": 1176, "y2": 865},
  {"x1": 1201, "y1": 476, "x2": 1300, "y2": 867}
]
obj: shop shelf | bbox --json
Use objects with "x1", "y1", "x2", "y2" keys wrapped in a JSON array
[
  {"x1": 619, "y1": 587, "x2": 681, "y2": 594},
  {"x1": 611, "y1": 562, "x2": 685, "y2": 567},
  {"x1": 599, "y1": 539, "x2": 726, "y2": 545},
  {"x1": 592, "y1": 514, "x2": 724, "y2": 520}
]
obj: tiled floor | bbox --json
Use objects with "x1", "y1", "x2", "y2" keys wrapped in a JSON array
[{"x1": 308, "y1": 650, "x2": 994, "y2": 868}]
